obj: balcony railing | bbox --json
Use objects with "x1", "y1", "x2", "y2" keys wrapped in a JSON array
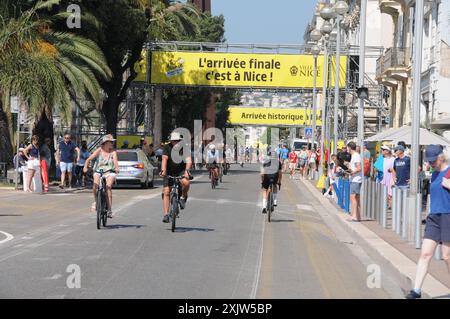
[{"x1": 376, "y1": 47, "x2": 411, "y2": 77}]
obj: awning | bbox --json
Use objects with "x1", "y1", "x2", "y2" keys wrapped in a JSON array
[
  {"x1": 430, "y1": 117, "x2": 450, "y2": 130},
  {"x1": 365, "y1": 125, "x2": 450, "y2": 146}
]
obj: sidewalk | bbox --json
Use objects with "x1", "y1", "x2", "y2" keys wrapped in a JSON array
[{"x1": 298, "y1": 177, "x2": 449, "y2": 299}]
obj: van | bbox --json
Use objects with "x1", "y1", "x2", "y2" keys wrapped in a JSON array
[{"x1": 291, "y1": 139, "x2": 318, "y2": 151}]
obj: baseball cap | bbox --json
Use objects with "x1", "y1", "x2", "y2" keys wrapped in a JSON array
[
  {"x1": 169, "y1": 132, "x2": 182, "y2": 141},
  {"x1": 381, "y1": 145, "x2": 391, "y2": 152},
  {"x1": 425, "y1": 144, "x2": 444, "y2": 162},
  {"x1": 101, "y1": 134, "x2": 116, "y2": 144},
  {"x1": 394, "y1": 145, "x2": 405, "y2": 152}
]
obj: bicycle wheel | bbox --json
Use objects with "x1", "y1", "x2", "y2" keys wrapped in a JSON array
[
  {"x1": 102, "y1": 192, "x2": 108, "y2": 227},
  {"x1": 267, "y1": 190, "x2": 273, "y2": 223},
  {"x1": 96, "y1": 189, "x2": 103, "y2": 229},
  {"x1": 170, "y1": 194, "x2": 178, "y2": 232}
]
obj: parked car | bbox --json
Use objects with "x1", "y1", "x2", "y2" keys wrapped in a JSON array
[{"x1": 116, "y1": 149, "x2": 155, "y2": 188}]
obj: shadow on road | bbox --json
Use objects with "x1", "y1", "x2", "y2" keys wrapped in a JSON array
[
  {"x1": 172, "y1": 227, "x2": 215, "y2": 233},
  {"x1": 268, "y1": 219, "x2": 295, "y2": 223},
  {"x1": 105, "y1": 224, "x2": 147, "y2": 229},
  {"x1": 0, "y1": 214, "x2": 23, "y2": 217}
]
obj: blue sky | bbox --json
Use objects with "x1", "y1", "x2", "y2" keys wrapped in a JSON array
[{"x1": 212, "y1": 0, "x2": 317, "y2": 44}]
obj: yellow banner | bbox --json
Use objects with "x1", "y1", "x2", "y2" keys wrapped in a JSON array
[
  {"x1": 228, "y1": 107, "x2": 322, "y2": 126},
  {"x1": 150, "y1": 51, "x2": 347, "y2": 89}
]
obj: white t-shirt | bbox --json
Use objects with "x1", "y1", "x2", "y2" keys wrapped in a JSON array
[{"x1": 349, "y1": 152, "x2": 362, "y2": 183}]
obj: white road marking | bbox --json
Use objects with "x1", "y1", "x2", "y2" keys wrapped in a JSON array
[
  {"x1": 45, "y1": 274, "x2": 63, "y2": 280},
  {"x1": 0, "y1": 231, "x2": 14, "y2": 244},
  {"x1": 297, "y1": 204, "x2": 314, "y2": 211},
  {"x1": 250, "y1": 205, "x2": 265, "y2": 299}
]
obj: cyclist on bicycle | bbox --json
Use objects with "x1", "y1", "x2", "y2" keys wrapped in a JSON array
[
  {"x1": 160, "y1": 132, "x2": 192, "y2": 223},
  {"x1": 83, "y1": 134, "x2": 119, "y2": 218},
  {"x1": 260, "y1": 150, "x2": 282, "y2": 214},
  {"x1": 206, "y1": 144, "x2": 220, "y2": 185}
]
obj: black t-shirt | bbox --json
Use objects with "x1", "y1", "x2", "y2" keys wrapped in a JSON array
[{"x1": 163, "y1": 143, "x2": 187, "y2": 175}]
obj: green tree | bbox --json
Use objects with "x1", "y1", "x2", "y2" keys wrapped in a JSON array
[{"x1": 0, "y1": 0, "x2": 111, "y2": 163}]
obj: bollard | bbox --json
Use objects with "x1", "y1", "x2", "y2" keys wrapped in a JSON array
[
  {"x1": 370, "y1": 181, "x2": 376, "y2": 220},
  {"x1": 401, "y1": 189, "x2": 408, "y2": 240},
  {"x1": 382, "y1": 185, "x2": 388, "y2": 229},
  {"x1": 363, "y1": 179, "x2": 369, "y2": 219},
  {"x1": 395, "y1": 187, "x2": 402, "y2": 235},
  {"x1": 392, "y1": 187, "x2": 398, "y2": 231},
  {"x1": 415, "y1": 194, "x2": 422, "y2": 249},
  {"x1": 366, "y1": 180, "x2": 371, "y2": 219},
  {"x1": 377, "y1": 183, "x2": 382, "y2": 224}
]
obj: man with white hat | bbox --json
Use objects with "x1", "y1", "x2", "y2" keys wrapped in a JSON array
[{"x1": 160, "y1": 131, "x2": 192, "y2": 223}]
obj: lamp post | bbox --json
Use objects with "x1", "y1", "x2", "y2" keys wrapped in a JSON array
[
  {"x1": 318, "y1": 5, "x2": 334, "y2": 178},
  {"x1": 332, "y1": 0, "x2": 349, "y2": 154},
  {"x1": 311, "y1": 43, "x2": 320, "y2": 155}
]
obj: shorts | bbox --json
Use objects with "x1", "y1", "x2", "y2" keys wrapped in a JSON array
[
  {"x1": 27, "y1": 158, "x2": 40, "y2": 170},
  {"x1": 262, "y1": 173, "x2": 279, "y2": 190},
  {"x1": 60, "y1": 162, "x2": 73, "y2": 173},
  {"x1": 298, "y1": 159, "x2": 307, "y2": 167},
  {"x1": 424, "y1": 214, "x2": 450, "y2": 243},
  {"x1": 93, "y1": 172, "x2": 116, "y2": 179},
  {"x1": 206, "y1": 163, "x2": 219, "y2": 170},
  {"x1": 163, "y1": 173, "x2": 185, "y2": 188},
  {"x1": 350, "y1": 182, "x2": 361, "y2": 195},
  {"x1": 309, "y1": 161, "x2": 316, "y2": 169},
  {"x1": 289, "y1": 163, "x2": 296, "y2": 170}
]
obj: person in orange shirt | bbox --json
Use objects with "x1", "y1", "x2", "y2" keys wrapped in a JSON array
[{"x1": 288, "y1": 150, "x2": 298, "y2": 179}]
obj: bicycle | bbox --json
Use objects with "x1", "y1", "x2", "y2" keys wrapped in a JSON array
[
  {"x1": 95, "y1": 169, "x2": 114, "y2": 229},
  {"x1": 167, "y1": 175, "x2": 185, "y2": 232},
  {"x1": 266, "y1": 181, "x2": 279, "y2": 223}
]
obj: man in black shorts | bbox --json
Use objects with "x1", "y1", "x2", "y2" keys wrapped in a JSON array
[
  {"x1": 260, "y1": 151, "x2": 282, "y2": 214},
  {"x1": 160, "y1": 132, "x2": 192, "y2": 223}
]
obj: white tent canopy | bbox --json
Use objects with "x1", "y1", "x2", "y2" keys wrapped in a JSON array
[
  {"x1": 365, "y1": 125, "x2": 450, "y2": 146},
  {"x1": 431, "y1": 117, "x2": 450, "y2": 130}
]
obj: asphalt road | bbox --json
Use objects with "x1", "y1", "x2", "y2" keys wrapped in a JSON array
[{"x1": 0, "y1": 164, "x2": 402, "y2": 298}]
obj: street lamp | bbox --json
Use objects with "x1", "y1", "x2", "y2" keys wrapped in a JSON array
[
  {"x1": 318, "y1": 5, "x2": 334, "y2": 180},
  {"x1": 332, "y1": 0, "x2": 349, "y2": 154},
  {"x1": 311, "y1": 43, "x2": 320, "y2": 159}
]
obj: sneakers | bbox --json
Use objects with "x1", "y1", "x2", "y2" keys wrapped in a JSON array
[
  {"x1": 274, "y1": 199, "x2": 278, "y2": 207},
  {"x1": 262, "y1": 208, "x2": 267, "y2": 214},
  {"x1": 405, "y1": 290, "x2": 421, "y2": 299},
  {"x1": 179, "y1": 197, "x2": 187, "y2": 210},
  {"x1": 162, "y1": 214, "x2": 170, "y2": 223},
  {"x1": 107, "y1": 210, "x2": 114, "y2": 218}
]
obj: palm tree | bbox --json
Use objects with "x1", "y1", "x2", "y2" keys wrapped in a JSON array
[{"x1": 0, "y1": 0, "x2": 111, "y2": 163}]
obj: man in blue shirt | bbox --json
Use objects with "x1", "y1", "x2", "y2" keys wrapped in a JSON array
[
  {"x1": 391, "y1": 145, "x2": 410, "y2": 189},
  {"x1": 280, "y1": 145, "x2": 289, "y2": 173},
  {"x1": 56, "y1": 133, "x2": 80, "y2": 189}
]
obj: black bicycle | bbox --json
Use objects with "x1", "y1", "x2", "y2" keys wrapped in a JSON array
[
  {"x1": 95, "y1": 169, "x2": 113, "y2": 229},
  {"x1": 168, "y1": 175, "x2": 186, "y2": 232},
  {"x1": 267, "y1": 181, "x2": 280, "y2": 223}
]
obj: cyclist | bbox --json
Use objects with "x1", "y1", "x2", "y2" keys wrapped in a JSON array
[
  {"x1": 160, "y1": 132, "x2": 192, "y2": 223},
  {"x1": 260, "y1": 150, "x2": 282, "y2": 214},
  {"x1": 83, "y1": 134, "x2": 119, "y2": 218},
  {"x1": 206, "y1": 144, "x2": 220, "y2": 185}
]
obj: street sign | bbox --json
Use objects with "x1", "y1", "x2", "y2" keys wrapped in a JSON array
[
  {"x1": 304, "y1": 127, "x2": 313, "y2": 138},
  {"x1": 10, "y1": 96, "x2": 19, "y2": 114},
  {"x1": 385, "y1": 115, "x2": 390, "y2": 124}
]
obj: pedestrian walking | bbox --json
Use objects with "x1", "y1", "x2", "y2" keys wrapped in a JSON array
[
  {"x1": 406, "y1": 145, "x2": 450, "y2": 299},
  {"x1": 346, "y1": 141, "x2": 362, "y2": 222},
  {"x1": 324, "y1": 154, "x2": 338, "y2": 198},
  {"x1": 308, "y1": 148, "x2": 317, "y2": 179},
  {"x1": 288, "y1": 149, "x2": 298, "y2": 179},
  {"x1": 75, "y1": 141, "x2": 90, "y2": 187},
  {"x1": 56, "y1": 133, "x2": 80, "y2": 190}
]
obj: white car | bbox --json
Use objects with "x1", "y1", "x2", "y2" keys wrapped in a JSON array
[{"x1": 116, "y1": 149, "x2": 155, "y2": 188}]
